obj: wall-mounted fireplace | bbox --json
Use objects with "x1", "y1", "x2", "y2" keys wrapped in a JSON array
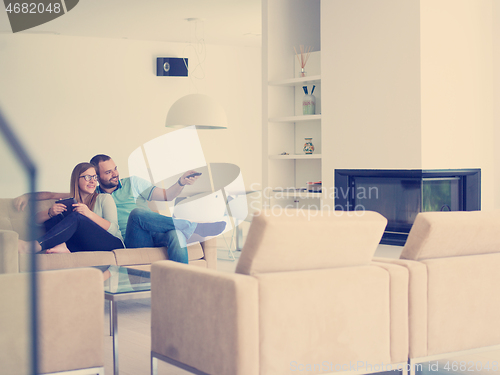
[{"x1": 335, "y1": 169, "x2": 481, "y2": 245}]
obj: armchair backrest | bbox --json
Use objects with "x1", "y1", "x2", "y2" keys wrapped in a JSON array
[
  {"x1": 235, "y1": 209, "x2": 387, "y2": 275},
  {"x1": 399, "y1": 210, "x2": 500, "y2": 358},
  {"x1": 401, "y1": 210, "x2": 500, "y2": 260}
]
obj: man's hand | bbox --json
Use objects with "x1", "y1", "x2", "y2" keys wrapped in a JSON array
[
  {"x1": 179, "y1": 170, "x2": 201, "y2": 186},
  {"x1": 13, "y1": 194, "x2": 29, "y2": 211},
  {"x1": 155, "y1": 170, "x2": 202, "y2": 202}
]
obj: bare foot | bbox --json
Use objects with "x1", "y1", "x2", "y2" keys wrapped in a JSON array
[
  {"x1": 18, "y1": 240, "x2": 42, "y2": 253},
  {"x1": 46, "y1": 243, "x2": 71, "y2": 254}
]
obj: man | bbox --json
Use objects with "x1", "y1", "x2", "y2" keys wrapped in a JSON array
[{"x1": 15, "y1": 154, "x2": 226, "y2": 263}]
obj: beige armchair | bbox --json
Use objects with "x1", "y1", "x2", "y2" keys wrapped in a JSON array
[
  {"x1": 375, "y1": 210, "x2": 500, "y2": 374},
  {"x1": 150, "y1": 209, "x2": 409, "y2": 375},
  {"x1": 0, "y1": 267, "x2": 104, "y2": 375}
]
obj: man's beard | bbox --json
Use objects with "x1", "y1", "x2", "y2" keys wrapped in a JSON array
[{"x1": 99, "y1": 178, "x2": 118, "y2": 189}]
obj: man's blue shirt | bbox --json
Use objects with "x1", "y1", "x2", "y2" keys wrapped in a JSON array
[{"x1": 97, "y1": 176, "x2": 155, "y2": 238}]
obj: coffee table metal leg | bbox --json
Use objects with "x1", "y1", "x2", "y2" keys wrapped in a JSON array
[
  {"x1": 112, "y1": 300, "x2": 119, "y2": 375},
  {"x1": 235, "y1": 223, "x2": 243, "y2": 251},
  {"x1": 109, "y1": 299, "x2": 113, "y2": 336},
  {"x1": 151, "y1": 354, "x2": 158, "y2": 375}
]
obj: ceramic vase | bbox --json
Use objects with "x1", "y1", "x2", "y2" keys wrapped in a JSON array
[{"x1": 303, "y1": 138, "x2": 315, "y2": 154}]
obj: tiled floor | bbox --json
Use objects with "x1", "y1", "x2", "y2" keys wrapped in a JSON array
[{"x1": 104, "y1": 243, "x2": 500, "y2": 375}]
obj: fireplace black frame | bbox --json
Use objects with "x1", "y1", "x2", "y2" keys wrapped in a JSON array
[{"x1": 334, "y1": 169, "x2": 481, "y2": 246}]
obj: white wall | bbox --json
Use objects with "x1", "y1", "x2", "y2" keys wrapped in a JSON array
[
  {"x1": 322, "y1": 0, "x2": 422, "y2": 171},
  {"x1": 420, "y1": 0, "x2": 495, "y2": 209},
  {"x1": 0, "y1": 34, "x2": 261, "y2": 197},
  {"x1": 494, "y1": 1, "x2": 500, "y2": 209},
  {"x1": 321, "y1": 0, "x2": 498, "y2": 210}
]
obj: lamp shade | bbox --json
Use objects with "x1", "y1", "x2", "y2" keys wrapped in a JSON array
[{"x1": 165, "y1": 93, "x2": 228, "y2": 129}]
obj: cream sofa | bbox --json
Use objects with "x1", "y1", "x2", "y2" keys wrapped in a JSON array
[
  {"x1": 150, "y1": 209, "x2": 409, "y2": 375},
  {"x1": 374, "y1": 210, "x2": 500, "y2": 374},
  {"x1": 0, "y1": 198, "x2": 217, "y2": 273}
]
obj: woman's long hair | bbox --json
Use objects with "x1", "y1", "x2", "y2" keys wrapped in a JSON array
[{"x1": 70, "y1": 162, "x2": 98, "y2": 211}]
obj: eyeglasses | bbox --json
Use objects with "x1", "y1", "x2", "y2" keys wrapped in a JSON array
[{"x1": 80, "y1": 175, "x2": 98, "y2": 181}]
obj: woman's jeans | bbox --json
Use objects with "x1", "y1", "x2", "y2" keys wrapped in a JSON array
[
  {"x1": 124, "y1": 208, "x2": 197, "y2": 264},
  {"x1": 39, "y1": 212, "x2": 125, "y2": 252}
]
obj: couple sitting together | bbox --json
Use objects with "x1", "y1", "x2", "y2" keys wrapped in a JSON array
[{"x1": 16, "y1": 154, "x2": 226, "y2": 264}]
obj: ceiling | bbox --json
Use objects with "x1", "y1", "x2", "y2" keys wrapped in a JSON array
[{"x1": 0, "y1": 0, "x2": 262, "y2": 47}]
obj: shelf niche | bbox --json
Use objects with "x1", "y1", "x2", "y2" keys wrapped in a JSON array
[{"x1": 264, "y1": 0, "x2": 321, "y2": 202}]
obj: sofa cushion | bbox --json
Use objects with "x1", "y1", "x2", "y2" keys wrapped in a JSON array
[
  {"x1": 0, "y1": 230, "x2": 19, "y2": 274},
  {"x1": 235, "y1": 209, "x2": 387, "y2": 275},
  {"x1": 400, "y1": 210, "x2": 500, "y2": 261},
  {"x1": 0, "y1": 199, "x2": 55, "y2": 240},
  {"x1": 114, "y1": 247, "x2": 167, "y2": 266},
  {"x1": 0, "y1": 199, "x2": 15, "y2": 223},
  {"x1": 0, "y1": 217, "x2": 13, "y2": 232},
  {"x1": 19, "y1": 251, "x2": 117, "y2": 272},
  {"x1": 0, "y1": 198, "x2": 23, "y2": 235},
  {"x1": 113, "y1": 242, "x2": 205, "y2": 266}
]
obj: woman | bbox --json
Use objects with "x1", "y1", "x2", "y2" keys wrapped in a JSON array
[{"x1": 18, "y1": 162, "x2": 124, "y2": 253}]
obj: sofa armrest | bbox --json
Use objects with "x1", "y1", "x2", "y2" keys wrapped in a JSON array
[
  {"x1": 0, "y1": 230, "x2": 19, "y2": 274},
  {"x1": 371, "y1": 261, "x2": 409, "y2": 363},
  {"x1": 199, "y1": 237, "x2": 217, "y2": 269},
  {"x1": 373, "y1": 257, "x2": 428, "y2": 358},
  {"x1": 151, "y1": 260, "x2": 259, "y2": 375}
]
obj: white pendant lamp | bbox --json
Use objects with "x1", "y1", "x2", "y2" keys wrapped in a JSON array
[{"x1": 165, "y1": 93, "x2": 228, "y2": 129}]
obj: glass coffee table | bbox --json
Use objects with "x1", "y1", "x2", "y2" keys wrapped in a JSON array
[{"x1": 97, "y1": 265, "x2": 151, "y2": 375}]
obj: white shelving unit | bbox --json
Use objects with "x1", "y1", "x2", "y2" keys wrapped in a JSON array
[
  {"x1": 273, "y1": 191, "x2": 323, "y2": 199},
  {"x1": 269, "y1": 154, "x2": 322, "y2": 160},
  {"x1": 269, "y1": 75, "x2": 321, "y2": 87},
  {"x1": 263, "y1": 0, "x2": 322, "y2": 209},
  {"x1": 269, "y1": 114, "x2": 321, "y2": 123}
]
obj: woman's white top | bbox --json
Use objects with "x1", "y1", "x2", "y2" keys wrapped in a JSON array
[{"x1": 92, "y1": 194, "x2": 124, "y2": 243}]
